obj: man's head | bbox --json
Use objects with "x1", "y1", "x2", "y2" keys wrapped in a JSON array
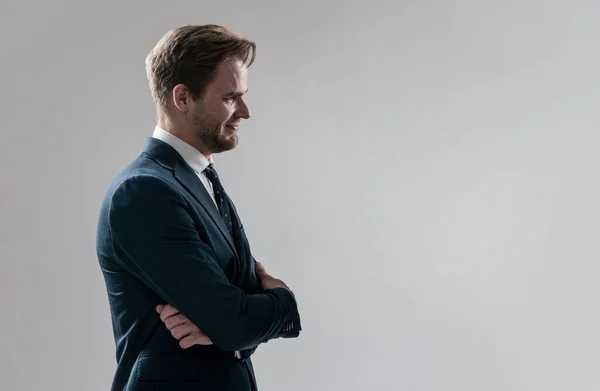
[{"x1": 145, "y1": 25, "x2": 255, "y2": 156}]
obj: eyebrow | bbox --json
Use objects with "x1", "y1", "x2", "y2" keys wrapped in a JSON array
[{"x1": 225, "y1": 89, "x2": 248, "y2": 97}]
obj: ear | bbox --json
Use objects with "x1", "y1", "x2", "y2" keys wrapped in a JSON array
[{"x1": 171, "y1": 84, "x2": 194, "y2": 113}]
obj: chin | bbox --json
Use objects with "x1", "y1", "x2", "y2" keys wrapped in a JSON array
[
  {"x1": 214, "y1": 137, "x2": 238, "y2": 153},
  {"x1": 225, "y1": 132, "x2": 239, "y2": 145}
]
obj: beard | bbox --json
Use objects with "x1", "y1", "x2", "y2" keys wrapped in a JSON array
[{"x1": 192, "y1": 107, "x2": 238, "y2": 154}]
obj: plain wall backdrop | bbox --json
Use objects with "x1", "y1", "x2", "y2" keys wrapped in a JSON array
[{"x1": 2, "y1": 1, "x2": 600, "y2": 390}]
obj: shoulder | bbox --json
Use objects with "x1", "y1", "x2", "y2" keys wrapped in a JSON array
[
  {"x1": 105, "y1": 153, "x2": 178, "y2": 200},
  {"x1": 97, "y1": 154, "x2": 180, "y2": 217},
  {"x1": 110, "y1": 172, "x2": 182, "y2": 209}
]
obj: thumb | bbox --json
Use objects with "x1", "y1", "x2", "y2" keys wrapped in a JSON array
[{"x1": 255, "y1": 262, "x2": 268, "y2": 277}]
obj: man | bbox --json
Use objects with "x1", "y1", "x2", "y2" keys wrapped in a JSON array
[{"x1": 96, "y1": 24, "x2": 301, "y2": 391}]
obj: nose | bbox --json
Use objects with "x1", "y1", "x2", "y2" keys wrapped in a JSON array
[{"x1": 237, "y1": 97, "x2": 251, "y2": 119}]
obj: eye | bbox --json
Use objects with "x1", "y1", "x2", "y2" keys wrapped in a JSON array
[{"x1": 224, "y1": 96, "x2": 235, "y2": 103}]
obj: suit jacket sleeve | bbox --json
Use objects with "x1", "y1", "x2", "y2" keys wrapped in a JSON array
[{"x1": 108, "y1": 175, "x2": 301, "y2": 351}]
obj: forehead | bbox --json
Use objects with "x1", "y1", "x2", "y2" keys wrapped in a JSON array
[{"x1": 207, "y1": 59, "x2": 248, "y2": 94}]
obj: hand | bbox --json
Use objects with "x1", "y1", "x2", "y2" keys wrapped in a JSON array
[
  {"x1": 255, "y1": 262, "x2": 295, "y2": 300},
  {"x1": 156, "y1": 304, "x2": 213, "y2": 349}
]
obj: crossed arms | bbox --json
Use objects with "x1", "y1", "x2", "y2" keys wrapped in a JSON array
[
  {"x1": 108, "y1": 175, "x2": 300, "y2": 351},
  {"x1": 156, "y1": 261, "x2": 294, "y2": 348}
]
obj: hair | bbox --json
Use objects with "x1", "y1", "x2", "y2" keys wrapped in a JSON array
[{"x1": 145, "y1": 24, "x2": 256, "y2": 114}]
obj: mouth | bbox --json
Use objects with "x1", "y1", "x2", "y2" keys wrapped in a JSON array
[{"x1": 225, "y1": 124, "x2": 240, "y2": 131}]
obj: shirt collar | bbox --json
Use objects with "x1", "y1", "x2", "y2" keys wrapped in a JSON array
[{"x1": 152, "y1": 125, "x2": 213, "y2": 174}]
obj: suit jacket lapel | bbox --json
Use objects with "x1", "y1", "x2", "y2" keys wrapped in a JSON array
[
  {"x1": 173, "y1": 159, "x2": 238, "y2": 255},
  {"x1": 142, "y1": 137, "x2": 237, "y2": 255}
]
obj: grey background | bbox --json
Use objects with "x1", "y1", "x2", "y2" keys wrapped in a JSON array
[{"x1": 2, "y1": 0, "x2": 599, "y2": 390}]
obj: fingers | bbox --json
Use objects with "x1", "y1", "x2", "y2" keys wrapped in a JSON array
[
  {"x1": 170, "y1": 321, "x2": 195, "y2": 340},
  {"x1": 179, "y1": 334, "x2": 196, "y2": 349},
  {"x1": 178, "y1": 330, "x2": 213, "y2": 349},
  {"x1": 156, "y1": 303, "x2": 180, "y2": 322},
  {"x1": 156, "y1": 305, "x2": 213, "y2": 349},
  {"x1": 164, "y1": 314, "x2": 188, "y2": 330}
]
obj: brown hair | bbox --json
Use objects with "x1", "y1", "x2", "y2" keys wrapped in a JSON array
[{"x1": 145, "y1": 24, "x2": 256, "y2": 113}]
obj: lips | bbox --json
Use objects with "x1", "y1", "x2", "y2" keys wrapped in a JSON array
[{"x1": 226, "y1": 123, "x2": 240, "y2": 130}]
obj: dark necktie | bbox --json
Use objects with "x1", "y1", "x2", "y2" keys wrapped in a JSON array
[
  {"x1": 203, "y1": 163, "x2": 260, "y2": 360},
  {"x1": 203, "y1": 163, "x2": 234, "y2": 237}
]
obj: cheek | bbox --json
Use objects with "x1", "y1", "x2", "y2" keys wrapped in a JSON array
[
  {"x1": 225, "y1": 107, "x2": 236, "y2": 120},
  {"x1": 221, "y1": 102, "x2": 237, "y2": 118}
]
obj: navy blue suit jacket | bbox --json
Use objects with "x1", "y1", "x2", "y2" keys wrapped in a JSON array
[{"x1": 96, "y1": 137, "x2": 301, "y2": 390}]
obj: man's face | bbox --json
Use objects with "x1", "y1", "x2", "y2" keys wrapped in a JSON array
[{"x1": 191, "y1": 59, "x2": 251, "y2": 154}]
